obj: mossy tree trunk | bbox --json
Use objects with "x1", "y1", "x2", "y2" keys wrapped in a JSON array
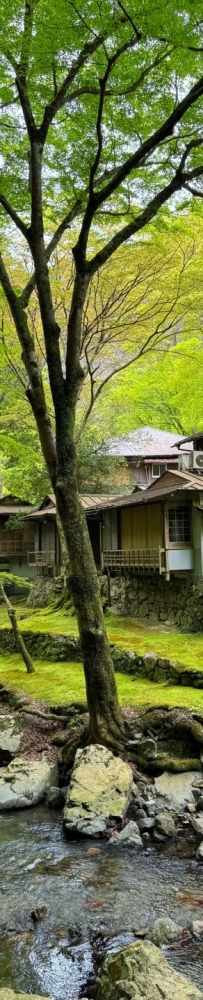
[
  {"x1": 0, "y1": 584, "x2": 35, "y2": 674},
  {"x1": 0, "y1": 149, "x2": 126, "y2": 750}
]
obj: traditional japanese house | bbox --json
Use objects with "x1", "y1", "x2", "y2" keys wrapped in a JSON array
[
  {"x1": 85, "y1": 468, "x2": 203, "y2": 581},
  {"x1": 0, "y1": 494, "x2": 35, "y2": 583},
  {"x1": 105, "y1": 425, "x2": 191, "y2": 487},
  {"x1": 27, "y1": 493, "x2": 116, "y2": 574}
]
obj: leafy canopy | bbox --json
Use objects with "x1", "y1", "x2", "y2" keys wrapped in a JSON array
[{"x1": 1, "y1": 0, "x2": 203, "y2": 242}]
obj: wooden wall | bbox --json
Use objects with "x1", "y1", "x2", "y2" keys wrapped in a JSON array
[
  {"x1": 121, "y1": 502, "x2": 163, "y2": 550},
  {"x1": 103, "y1": 510, "x2": 118, "y2": 550}
]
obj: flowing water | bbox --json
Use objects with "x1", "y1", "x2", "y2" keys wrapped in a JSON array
[{"x1": 1, "y1": 805, "x2": 203, "y2": 997}]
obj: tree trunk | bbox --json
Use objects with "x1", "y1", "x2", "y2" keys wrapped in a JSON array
[
  {"x1": 0, "y1": 584, "x2": 35, "y2": 674},
  {"x1": 53, "y1": 511, "x2": 74, "y2": 612},
  {"x1": 55, "y1": 467, "x2": 125, "y2": 753}
]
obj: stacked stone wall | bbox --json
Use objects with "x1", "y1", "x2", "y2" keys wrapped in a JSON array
[{"x1": 101, "y1": 573, "x2": 203, "y2": 630}]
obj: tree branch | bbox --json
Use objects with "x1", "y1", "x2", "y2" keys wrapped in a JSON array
[
  {"x1": 89, "y1": 34, "x2": 137, "y2": 196},
  {"x1": 0, "y1": 192, "x2": 29, "y2": 239},
  {"x1": 0, "y1": 253, "x2": 56, "y2": 483},
  {"x1": 20, "y1": 198, "x2": 83, "y2": 308},
  {"x1": 39, "y1": 32, "x2": 106, "y2": 142},
  {"x1": 91, "y1": 73, "x2": 203, "y2": 207}
]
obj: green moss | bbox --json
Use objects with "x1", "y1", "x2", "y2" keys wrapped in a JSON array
[
  {"x1": 154, "y1": 754, "x2": 201, "y2": 772},
  {"x1": 1, "y1": 653, "x2": 203, "y2": 712},
  {"x1": 0, "y1": 604, "x2": 203, "y2": 674},
  {"x1": 0, "y1": 604, "x2": 203, "y2": 670}
]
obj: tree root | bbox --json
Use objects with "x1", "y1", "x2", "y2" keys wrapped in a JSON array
[{"x1": 18, "y1": 707, "x2": 69, "y2": 723}]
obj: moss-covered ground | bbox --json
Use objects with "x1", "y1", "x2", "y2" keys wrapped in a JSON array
[
  {"x1": 0, "y1": 652, "x2": 203, "y2": 712},
  {"x1": 0, "y1": 602, "x2": 203, "y2": 711},
  {"x1": 0, "y1": 604, "x2": 203, "y2": 672}
]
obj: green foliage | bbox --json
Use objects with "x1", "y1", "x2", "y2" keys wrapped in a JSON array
[
  {"x1": 1, "y1": 0, "x2": 203, "y2": 226},
  {"x1": 0, "y1": 571, "x2": 31, "y2": 589}
]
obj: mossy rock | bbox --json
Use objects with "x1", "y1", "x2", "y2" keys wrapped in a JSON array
[{"x1": 154, "y1": 754, "x2": 201, "y2": 773}]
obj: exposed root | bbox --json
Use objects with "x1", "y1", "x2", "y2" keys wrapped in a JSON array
[{"x1": 18, "y1": 706, "x2": 68, "y2": 722}]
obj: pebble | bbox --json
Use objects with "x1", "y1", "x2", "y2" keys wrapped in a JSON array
[
  {"x1": 191, "y1": 920, "x2": 203, "y2": 937},
  {"x1": 146, "y1": 803, "x2": 156, "y2": 816}
]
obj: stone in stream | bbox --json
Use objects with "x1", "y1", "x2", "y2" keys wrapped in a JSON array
[
  {"x1": 192, "y1": 815, "x2": 203, "y2": 836},
  {"x1": 63, "y1": 744, "x2": 134, "y2": 837},
  {"x1": 191, "y1": 920, "x2": 203, "y2": 937},
  {"x1": 0, "y1": 755, "x2": 58, "y2": 810},
  {"x1": 46, "y1": 785, "x2": 64, "y2": 808},
  {"x1": 96, "y1": 940, "x2": 203, "y2": 1000},
  {"x1": 108, "y1": 820, "x2": 143, "y2": 847},
  {"x1": 155, "y1": 770, "x2": 200, "y2": 810},
  {"x1": 149, "y1": 916, "x2": 184, "y2": 946},
  {"x1": 155, "y1": 811, "x2": 176, "y2": 837}
]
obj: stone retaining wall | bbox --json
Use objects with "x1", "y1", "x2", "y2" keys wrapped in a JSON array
[
  {"x1": 0, "y1": 627, "x2": 203, "y2": 689},
  {"x1": 102, "y1": 574, "x2": 203, "y2": 630}
]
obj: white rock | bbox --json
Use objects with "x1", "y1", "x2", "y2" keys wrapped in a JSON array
[
  {"x1": 191, "y1": 920, "x2": 203, "y2": 937},
  {"x1": 155, "y1": 771, "x2": 200, "y2": 810},
  {"x1": 0, "y1": 755, "x2": 58, "y2": 810}
]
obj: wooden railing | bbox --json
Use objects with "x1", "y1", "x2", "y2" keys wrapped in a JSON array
[
  {"x1": 28, "y1": 550, "x2": 56, "y2": 566},
  {"x1": 0, "y1": 540, "x2": 29, "y2": 556},
  {"x1": 102, "y1": 547, "x2": 167, "y2": 575}
]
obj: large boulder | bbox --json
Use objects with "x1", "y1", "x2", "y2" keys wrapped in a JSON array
[
  {"x1": 63, "y1": 744, "x2": 134, "y2": 837},
  {"x1": 0, "y1": 755, "x2": 58, "y2": 810},
  {"x1": 155, "y1": 770, "x2": 200, "y2": 810},
  {"x1": 96, "y1": 940, "x2": 203, "y2": 1000}
]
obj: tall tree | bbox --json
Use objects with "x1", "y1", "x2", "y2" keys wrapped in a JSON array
[{"x1": 1, "y1": 1, "x2": 203, "y2": 748}]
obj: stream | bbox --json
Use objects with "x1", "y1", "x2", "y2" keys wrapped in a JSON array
[{"x1": 1, "y1": 806, "x2": 203, "y2": 997}]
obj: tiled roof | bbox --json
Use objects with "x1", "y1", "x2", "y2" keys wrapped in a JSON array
[
  {"x1": 105, "y1": 425, "x2": 192, "y2": 458},
  {"x1": 0, "y1": 495, "x2": 33, "y2": 514},
  {"x1": 28, "y1": 494, "x2": 117, "y2": 518},
  {"x1": 85, "y1": 469, "x2": 203, "y2": 513},
  {"x1": 174, "y1": 431, "x2": 203, "y2": 448}
]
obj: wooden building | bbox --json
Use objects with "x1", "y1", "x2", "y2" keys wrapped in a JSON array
[
  {"x1": 105, "y1": 425, "x2": 191, "y2": 488},
  {"x1": 0, "y1": 495, "x2": 35, "y2": 584},
  {"x1": 25, "y1": 468, "x2": 203, "y2": 584},
  {"x1": 87, "y1": 469, "x2": 203, "y2": 581},
  {"x1": 27, "y1": 493, "x2": 115, "y2": 574}
]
